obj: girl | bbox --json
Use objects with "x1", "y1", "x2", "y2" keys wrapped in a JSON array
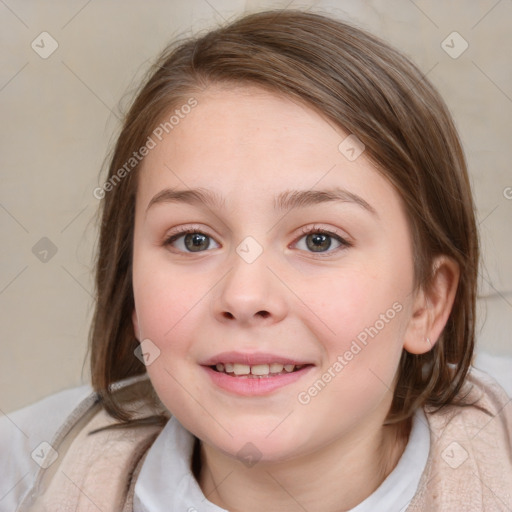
[{"x1": 2, "y1": 9, "x2": 511, "y2": 512}]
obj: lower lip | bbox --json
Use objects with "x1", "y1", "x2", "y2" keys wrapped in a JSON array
[{"x1": 202, "y1": 365, "x2": 313, "y2": 396}]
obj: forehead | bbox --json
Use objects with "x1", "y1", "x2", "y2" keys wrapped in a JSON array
[
  {"x1": 136, "y1": 85, "x2": 399, "y2": 216},
  {"x1": 158, "y1": 85, "x2": 341, "y2": 161}
]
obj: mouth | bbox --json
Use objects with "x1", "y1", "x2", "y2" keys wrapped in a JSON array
[
  {"x1": 209, "y1": 362, "x2": 310, "y2": 378},
  {"x1": 201, "y1": 352, "x2": 314, "y2": 396}
]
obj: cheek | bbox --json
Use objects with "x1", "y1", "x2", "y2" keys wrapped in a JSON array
[
  {"x1": 296, "y1": 295, "x2": 407, "y2": 427},
  {"x1": 132, "y1": 259, "x2": 207, "y2": 367},
  {"x1": 133, "y1": 265, "x2": 207, "y2": 417},
  {"x1": 296, "y1": 263, "x2": 409, "y2": 395},
  {"x1": 302, "y1": 266, "x2": 406, "y2": 345}
]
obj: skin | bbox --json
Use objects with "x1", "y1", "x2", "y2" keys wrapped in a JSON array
[{"x1": 131, "y1": 85, "x2": 459, "y2": 511}]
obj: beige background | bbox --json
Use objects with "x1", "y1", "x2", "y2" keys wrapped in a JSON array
[{"x1": 1, "y1": 0, "x2": 511, "y2": 413}]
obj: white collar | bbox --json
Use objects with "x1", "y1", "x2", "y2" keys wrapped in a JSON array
[{"x1": 134, "y1": 409, "x2": 430, "y2": 512}]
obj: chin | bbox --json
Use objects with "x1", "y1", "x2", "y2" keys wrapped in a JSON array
[{"x1": 198, "y1": 419, "x2": 311, "y2": 465}]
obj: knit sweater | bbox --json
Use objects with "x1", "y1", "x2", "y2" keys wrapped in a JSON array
[{"x1": 15, "y1": 369, "x2": 512, "y2": 511}]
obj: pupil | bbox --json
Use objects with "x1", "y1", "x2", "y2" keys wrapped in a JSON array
[
  {"x1": 307, "y1": 233, "x2": 331, "y2": 252},
  {"x1": 185, "y1": 233, "x2": 209, "y2": 252}
]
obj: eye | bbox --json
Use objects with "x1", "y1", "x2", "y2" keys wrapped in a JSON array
[
  {"x1": 164, "y1": 228, "x2": 220, "y2": 253},
  {"x1": 294, "y1": 227, "x2": 350, "y2": 254}
]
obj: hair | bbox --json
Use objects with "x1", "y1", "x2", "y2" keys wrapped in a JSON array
[{"x1": 88, "y1": 9, "x2": 479, "y2": 425}]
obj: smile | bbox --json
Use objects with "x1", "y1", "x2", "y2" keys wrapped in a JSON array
[
  {"x1": 212, "y1": 362, "x2": 307, "y2": 378},
  {"x1": 203, "y1": 363, "x2": 313, "y2": 396}
]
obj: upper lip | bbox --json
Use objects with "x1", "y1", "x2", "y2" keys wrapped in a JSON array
[{"x1": 201, "y1": 351, "x2": 313, "y2": 366}]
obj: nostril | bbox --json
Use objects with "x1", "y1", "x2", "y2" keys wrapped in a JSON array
[{"x1": 221, "y1": 311, "x2": 270, "y2": 320}]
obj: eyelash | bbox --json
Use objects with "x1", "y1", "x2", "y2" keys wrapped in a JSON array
[
  {"x1": 163, "y1": 225, "x2": 351, "y2": 256},
  {"x1": 296, "y1": 226, "x2": 352, "y2": 257}
]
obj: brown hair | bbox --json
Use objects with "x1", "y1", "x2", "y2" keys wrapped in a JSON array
[{"x1": 89, "y1": 9, "x2": 479, "y2": 424}]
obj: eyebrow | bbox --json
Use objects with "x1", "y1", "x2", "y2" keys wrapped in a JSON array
[
  {"x1": 274, "y1": 188, "x2": 378, "y2": 217},
  {"x1": 146, "y1": 187, "x2": 378, "y2": 217}
]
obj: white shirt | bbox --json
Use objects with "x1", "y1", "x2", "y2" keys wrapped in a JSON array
[{"x1": 133, "y1": 409, "x2": 430, "y2": 512}]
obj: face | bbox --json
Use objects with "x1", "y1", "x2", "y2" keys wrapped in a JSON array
[{"x1": 132, "y1": 85, "x2": 417, "y2": 462}]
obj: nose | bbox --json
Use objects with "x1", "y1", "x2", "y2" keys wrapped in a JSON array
[{"x1": 212, "y1": 250, "x2": 288, "y2": 327}]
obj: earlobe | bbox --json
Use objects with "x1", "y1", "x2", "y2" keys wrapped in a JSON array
[{"x1": 403, "y1": 255, "x2": 460, "y2": 355}]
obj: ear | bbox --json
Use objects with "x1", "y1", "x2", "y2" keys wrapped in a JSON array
[
  {"x1": 132, "y1": 309, "x2": 141, "y2": 341},
  {"x1": 403, "y1": 255, "x2": 460, "y2": 355}
]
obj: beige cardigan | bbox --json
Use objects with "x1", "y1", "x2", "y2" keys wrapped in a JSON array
[{"x1": 19, "y1": 369, "x2": 512, "y2": 511}]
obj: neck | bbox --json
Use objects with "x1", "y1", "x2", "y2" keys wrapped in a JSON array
[{"x1": 196, "y1": 417, "x2": 411, "y2": 512}]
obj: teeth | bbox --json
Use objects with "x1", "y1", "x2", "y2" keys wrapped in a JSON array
[
  {"x1": 251, "y1": 364, "x2": 270, "y2": 376},
  {"x1": 214, "y1": 362, "x2": 305, "y2": 376},
  {"x1": 269, "y1": 363, "x2": 284, "y2": 373},
  {"x1": 233, "y1": 363, "x2": 250, "y2": 375}
]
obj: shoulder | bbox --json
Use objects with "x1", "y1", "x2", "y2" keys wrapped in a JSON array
[
  {"x1": 427, "y1": 364, "x2": 512, "y2": 460},
  {"x1": 408, "y1": 363, "x2": 512, "y2": 511},
  {"x1": 14, "y1": 376, "x2": 166, "y2": 512},
  {"x1": 0, "y1": 384, "x2": 96, "y2": 510},
  {"x1": 424, "y1": 353, "x2": 512, "y2": 451},
  {"x1": 0, "y1": 375, "x2": 160, "y2": 511}
]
